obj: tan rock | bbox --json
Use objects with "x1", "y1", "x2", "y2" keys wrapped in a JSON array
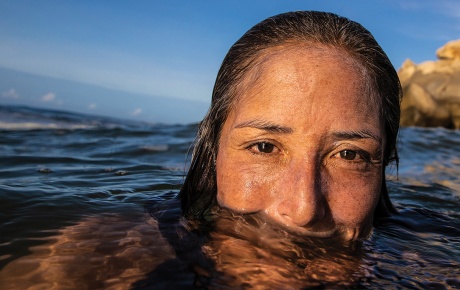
[
  {"x1": 436, "y1": 39, "x2": 460, "y2": 60},
  {"x1": 398, "y1": 59, "x2": 417, "y2": 85},
  {"x1": 399, "y1": 40, "x2": 460, "y2": 129}
]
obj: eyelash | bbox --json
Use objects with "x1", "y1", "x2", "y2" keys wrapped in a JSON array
[
  {"x1": 246, "y1": 141, "x2": 278, "y2": 155},
  {"x1": 332, "y1": 149, "x2": 372, "y2": 163},
  {"x1": 247, "y1": 142, "x2": 373, "y2": 164}
]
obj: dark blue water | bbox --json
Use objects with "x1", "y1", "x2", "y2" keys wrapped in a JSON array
[{"x1": 0, "y1": 105, "x2": 459, "y2": 289}]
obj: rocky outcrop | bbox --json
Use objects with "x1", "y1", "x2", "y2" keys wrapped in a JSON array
[{"x1": 398, "y1": 40, "x2": 460, "y2": 129}]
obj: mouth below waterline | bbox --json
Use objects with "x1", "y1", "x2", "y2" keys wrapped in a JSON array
[
  {"x1": 213, "y1": 208, "x2": 341, "y2": 239},
  {"x1": 249, "y1": 211, "x2": 340, "y2": 239},
  {"x1": 266, "y1": 219, "x2": 340, "y2": 238},
  {"x1": 208, "y1": 206, "x2": 370, "y2": 243}
]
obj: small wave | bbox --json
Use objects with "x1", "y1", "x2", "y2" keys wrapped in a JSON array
[
  {"x1": 0, "y1": 121, "x2": 93, "y2": 130},
  {"x1": 140, "y1": 145, "x2": 169, "y2": 152}
]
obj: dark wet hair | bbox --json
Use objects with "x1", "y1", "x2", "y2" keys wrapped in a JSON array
[{"x1": 179, "y1": 11, "x2": 401, "y2": 220}]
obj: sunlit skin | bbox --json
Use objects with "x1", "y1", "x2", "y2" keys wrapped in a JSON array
[{"x1": 216, "y1": 45, "x2": 385, "y2": 241}]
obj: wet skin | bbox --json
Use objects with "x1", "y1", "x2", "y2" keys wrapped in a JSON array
[{"x1": 216, "y1": 45, "x2": 385, "y2": 241}]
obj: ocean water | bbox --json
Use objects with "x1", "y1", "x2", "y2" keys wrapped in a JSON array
[{"x1": 0, "y1": 105, "x2": 459, "y2": 289}]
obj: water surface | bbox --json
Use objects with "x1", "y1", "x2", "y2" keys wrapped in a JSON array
[{"x1": 0, "y1": 105, "x2": 459, "y2": 288}]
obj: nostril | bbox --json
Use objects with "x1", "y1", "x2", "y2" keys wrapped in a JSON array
[{"x1": 276, "y1": 203, "x2": 319, "y2": 228}]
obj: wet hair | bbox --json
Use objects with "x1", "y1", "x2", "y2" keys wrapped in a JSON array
[{"x1": 179, "y1": 11, "x2": 401, "y2": 220}]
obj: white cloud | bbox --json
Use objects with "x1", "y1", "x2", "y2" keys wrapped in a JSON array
[
  {"x1": 41, "y1": 92, "x2": 56, "y2": 102},
  {"x1": 131, "y1": 108, "x2": 142, "y2": 116},
  {"x1": 399, "y1": 0, "x2": 460, "y2": 18},
  {"x1": 2, "y1": 88, "x2": 19, "y2": 99},
  {"x1": 395, "y1": 0, "x2": 460, "y2": 43},
  {"x1": 440, "y1": 1, "x2": 460, "y2": 18},
  {"x1": 88, "y1": 103, "x2": 97, "y2": 109},
  {"x1": 0, "y1": 37, "x2": 213, "y2": 103},
  {"x1": 398, "y1": 0, "x2": 423, "y2": 11}
]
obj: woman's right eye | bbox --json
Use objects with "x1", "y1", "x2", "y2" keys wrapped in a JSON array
[{"x1": 248, "y1": 142, "x2": 276, "y2": 154}]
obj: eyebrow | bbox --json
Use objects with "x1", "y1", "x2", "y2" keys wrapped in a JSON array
[
  {"x1": 234, "y1": 119, "x2": 293, "y2": 134},
  {"x1": 331, "y1": 130, "x2": 382, "y2": 143},
  {"x1": 234, "y1": 119, "x2": 382, "y2": 143}
]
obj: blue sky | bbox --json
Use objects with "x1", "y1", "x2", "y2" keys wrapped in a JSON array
[{"x1": 1, "y1": 0, "x2": 459, "y2": 123}]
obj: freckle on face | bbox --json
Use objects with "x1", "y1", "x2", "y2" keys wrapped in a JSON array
[{"x1": 215, "y1": 45, "x2": 383, "y2": 241}]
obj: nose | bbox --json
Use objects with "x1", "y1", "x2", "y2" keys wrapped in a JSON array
[{"x1": 267, "y1": 160, "x2": 326, "y2": 228}]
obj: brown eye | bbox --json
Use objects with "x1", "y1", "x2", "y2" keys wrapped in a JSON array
[
  {"x1": 257, "y1": 142, "x2": 274, "y2": 153},
  {"x1": 339, "y1": 150, "x2": 357, "y2": 160}
]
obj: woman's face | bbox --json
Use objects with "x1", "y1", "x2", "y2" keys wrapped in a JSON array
[{"x1": 215, "y1": 46, "x2": 385, "y2": 241}]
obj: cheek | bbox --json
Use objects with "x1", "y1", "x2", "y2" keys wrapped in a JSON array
[
  {"x1": 326, "y1": 170, "x2": 382, "y2": 227},
  {"x1": 216, "y1": 153, "x2": 269, "y2": 213}
]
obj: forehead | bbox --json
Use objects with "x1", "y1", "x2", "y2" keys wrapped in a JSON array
[
  {"x1": 237, "y1": 44, "x2": 370, "y2": 99},
  {"x1": 229, "y1": 45, "x2": 382, "y2": 133}
]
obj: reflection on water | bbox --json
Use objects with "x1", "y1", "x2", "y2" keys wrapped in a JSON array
[
  {"x1": 198, "y1": 208, "x2": 365, "y2": 288},
  {"x1": 365, "y1": 206, "x2": 460, "y2": 289},
  {"x1": 0, "y1": 205, "x2": 366, "y2": 289},
  {"x1": 1, "y1": 202, "x2": 458, "y2": 289},
  {"x1": 0, "y1": 106, "x2": 459, "y2": 288},
  {"x1": 0, "y1": 215, "x2": 174, "y2": 289}
]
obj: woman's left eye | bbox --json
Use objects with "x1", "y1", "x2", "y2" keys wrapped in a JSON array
[
  {"x1": 257, "y1": 142, "x2": 274, "y2": 153},
  {"x1": 335, "y1": 149, "x2": 370, "y2": 162},
  {"x1": 339, "y1": 150, "x2": 357, "y2": 160}
]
